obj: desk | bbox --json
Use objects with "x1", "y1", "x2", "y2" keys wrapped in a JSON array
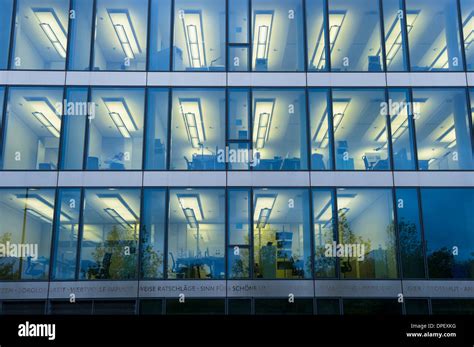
[
  {"x1": 188, "y1": 155, "x2": 225, "y2": 170},
  {"x1": 175, "y1": 256, "x2": 225, "y2": 278}
]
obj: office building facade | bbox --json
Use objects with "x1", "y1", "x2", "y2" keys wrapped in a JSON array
[{"x1": 0, "y1": 0, "x2": 473, "y2": 315}]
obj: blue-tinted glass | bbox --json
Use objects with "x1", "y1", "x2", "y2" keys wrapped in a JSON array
[
  {"x1": 383, "y1": 0, "x2": 409, "y2": 71},
  {"x1": 141, "y1": 188, "x2": 166, "y2": 279},
  {"x1": 11, "y1": 0, "x2": 69, "y2": 70},
  {"x1": 313, "y1": 189, "x2": 337, "y2": 278},
  {"x1": 229, "y1": 0, "x2": 248, "y2": 44},
  {"x1": 329, "y1": 0, "x2": 384, "y2": 72},
  {"x1": 413, "y1": 88, "x2": 473, "y2": 170},
  {"x1": 2, "y1": 86, "x2": 64, "y2": 170},
  {"x1": 253, "y1": 188, "x2": 312, "y2": 279},
  {"x1": 306, "y1": 0, "x2": 328, "y2": 71},
  {"x1": 252, "y1": 88, "x2": 308, "y2": 170},
  {"x1": 87, "y1": 88, "x2": 145, "y2": 170},
  {"x1": 60, "y1": 87, "x2": 88, "y2": 170},
  {"x1": 51, "y1": 188, "x2": 81, "y2": 280},
  {"x1": 170, "y1": 88, "x2": 226, "y2": 170},
  {"x1": 173, "y1": 0, "x2": 226, "y2": 71},
  {"x1": 395, "y1": 188, "x2": 425, "y2": 278},
  {"x1": 0, "y1": 0, "x2": 13, "y2": 69},
  {"x1": 0, "y1": 188, "x2": 55, "y2": 280},
  {"x1": 228, "y1": 189, "x2": 250, "y2": 279},
  {"x1": 309, "y1": 88, "x2": 333, "y2": 170},
  {"x1": 337, "y1": 188, "x2": 397, "y2": 279},
  {"x1": 0, "y1": 87, "x2": 4, "y2": 129},
  {"x1": 228, "y1": 89, "x2": 250, "y2": 141},
  {"x1": 387, "y1": 89, "x2": 416, "y2": 170},
  {"x1": 406, "y1": 0, "x2": 464, "y2": 71},
  {"x1": 168, "y1": 188, "x2": 225, "y2": 279},
  {"x1": 67, "y1": 0, "x2": 93, "y2": 71},
  {"x1": 252, "y1": 0, "x2": 304, "y2": 71},
  {"x1": 79, "y1": 188, "x2": 141, "y2": 280},
  {"x1": 149, "y1": 0, "x2": 172, "y2": 71},
  {"x1": 93, "y1": 0, "x2": 148, "y2": 71},
  {"x1": 145, "y1": 88, "x2": 169, "y2": 170},
  {"x1": 461, "y1": 0, "x2": 474, "y2": 71},
  {"x1": 333, "y1": 89, "x2": 390, "y2": 171},
  {"x1": 421, "y1": 189, "x2": 474, "y2": 279},
  {"x1": 228, "y1": 46, "x2": 249, "y2": 71}
]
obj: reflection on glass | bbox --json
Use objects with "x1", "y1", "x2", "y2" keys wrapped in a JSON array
[
  {"x1": 421, "y1": 188, "x2": 474, "y2": 279},
  {"x1": 11, "y1": 0, "x2": 69, "y2": 70},
  {"x1": 306, "y1": 0, "x2": 328, "y2": 71},
  {"x1": 229, "y1": 0, "x2": 248, "y2": 44},
  {"x1": 309, "y1": 89, "x2": 333, "y2": 170},
  {"x1": 329, "y1": 0, "x2": 383, "y2": 72},
  {"x1": 382, "y1": 0, "x2": 409, "y2": 71},
  {"x1": 68, "y1": 0, "x2": 94, "y2": 71},
  {"x1": 252, "y1": 0, "x2": 304, "y2": 71},
  {"x1": 0, "y1": 0, "x2": 14, "y2": 69},
  {"x1": 406, "y1": 0, "x2": 464, "y2": 71},
  {"x1": 51, "y1": 189, "x2": 81, "y2": 280},
  {"x1": 228, "y1": 189, "x2": 251, "y2": 279},
  {"x1": 313, "y1": 189, "x2": 336, "y2": 278},
  {"x1": 461, "y1": 0, "x2": 474, "y2": 71},
  {"x1": 337, "y1": 188, "x2": 397, "y2": 279},
  {"x1": 2, "y1": 87, "x2": 63, "y2": 170},
  {"x1": 252, "y1": 89, "x2": 308, "y2": 170},
  {"x1": 93, "y1": 0, "x2": 148, "y2": 71},
  {"x1": 0, "y1": 188, "x2": 55, "y2": 280},
  {"x1": 228, "y1": 46, "x2": 249, "y2": 71},
  {"x1": 168, "y1": 188, "x2": 225, "y2": 279},
  {"x1": 80, "y1": 188, "x2": 141, "y2": 280},
  {"x1": 145, "y1": 88, "x2": 169, "y2": 170},
  {"x1": 87, "y1": 88, "x2": 145, "y2": 170},
  {"x1": 253, "y1": 188, "x2": 311, "y2": 279},
  {"x1": 149, "y1": 0, "x2": 172, "y2": 71},
  {"x1": 141, "y1": 189, "x2": 166, "y2": 279},
  {"x1": 170, "y1": 88, "x2": 226, "y2": 170},
  {"x1": 173, "y1": 0, "x2": 226, "y2": 71},
  {"x1": 333, "y1": 89, "x2": 390, "y2": 171},
  {"x1": 413, "y1": 88, "x2": 473, "y2": 170}
]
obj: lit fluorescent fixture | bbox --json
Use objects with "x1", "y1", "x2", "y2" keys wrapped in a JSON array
[
  {"x1": 102, "y1": 98, "x2": 137, "y2": 139},
  {"x1": 384, "y1": 11, "x2": 419, "y2": 67},
  {"x1": 315, "y1": 201, "x2": 332, "y2": 224},
  {"x1": 108, "y1": 9, "x2": 141, "y2": 59},
  {"x1": 436, "y1": 125, "x2": 456, "y2": 145},
  {"x1": 177, "y1": 194, "x2": 204, "y2": 229},
  {"x1": 97, "y1": 194, "x2": 138, "y2": 223},
  {"x1": 313, "y1": 99, "x2": 350, "y2": 149},
  {"x1": 24, "y1": 97, "x2": 61, "y2": 138},
  {"x1": 16, "y1": 194, "x2": 71, "y2": 222},
  {"x1": 337, "y1": 193, "x2": 357, "y2": 213},
  {"x1": 463, "y1": 12, "x2": 474, "y2": 51},
  {"x1": 254, "y1": 194, "x2": 277, "y2": 229},
  {"x1": 104, "y1": 208, "x2": 132, "y2": 229},
  {"x1": 179, "y1": 98, "x2": 205, "y2": 149},
  {"x1": 253, "y1": 99, "x2": 275, "y2": 150},
  {"x1": 253, "y1": 11, "x2": 274, "y2": 67},
  {"x1": 32, "y1": 8, "x2": 67, "y2": 59},
  {"x1": 311, "y1": 11, "x2": 346, "y2": 70},
  {"x1": 181, "y1": 10, "x2": 206, "y2": 68}
]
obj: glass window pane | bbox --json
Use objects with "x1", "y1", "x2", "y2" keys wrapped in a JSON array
[
  {"x1": 461, "y1": 0, "x2": 474, "y2": 71},
  {"x1": 395, "y1": 188, "x2": 425, "y2": 278},
  {"x1": 173, "y1": 0, "x2": 226, "y2": 71},
  {"x1": 145, "y1": 88, "x2": 169, "y2": 170},
  {"x1": 68, "y1": 0, "x2": 94, "y2": 71},
  {"x1": 0, "y1": 188, "x2": 55, "y2": 280},
  {"x1": 228, "y1": 299, "x2": 252, "y2": 315},
  {"x1": 11, "y1": 0, "x2": 69, "y2": 70},
  {"x1": 60, "y1": 87, "x2": 88, "y2": 170},
  {"x1": 79, "y1": 188, "x2": 141, "y2": 280},
  {"x1": 337, "y1": 188, "x2": 397, "y2": 279},
  {"x1": 51, "y1": 188, "x2": 81, "y2": 280},
  {"x1": 252, "y1": 0, "x2": 304, "y2": 71},
  {"x1": 252, "y1": 89, "x2": 308, "y2": 170},
  {"x1": 166, "y1": 299, "x2": 225, "y2": 314},
  {"x1": 329, "y1": 0, "x2": 383, "y2": 72},
  {"x1": 87, "y1": 88, "x2": 145, "y2": 170},
  {"x1": 149, "y1": 0, "x2": 172, "y2": 71},
  {"x1": 170, "y1": 88, "x2": 226, "y2": 170},
  {"x1": 432, "y1": 299, "x2": 474, "y2": 315},
  {"x1": 387, "y1": 89, "x2": 416, "y2": 170},
  {"x1": 309, "y1": 88, "x2": 332, "y2": 170},
  {"x1": 383, "y1": 0, "x2": 409, "y2": 71},
  {"x1": 405, "y1": 299, "x2": 429, "y2": 314},
  {"x1": 228, "y1": 46, "x2": 249, "y2": 71},
  {"x1": 168, "y1": 188, "x2": 225, "y2": 279},
  {"x1": 253, "y1": 188, "x2": 311, "y2": 279},
  {"x1": 313, "y1": 189, "x2": 337, "y2": 278},
  {"x1": 254, "y1": 299, "x2": 313, "y2": 315},
  {"x1": 406, "y1": 0, "x2": 464, "y2": 71},
  {"x1": 0, "y1": 0, "x2": 14, "y2": 69},
  {"x1": 93, "y1": 0, "x2": 148, "y2": 71},
  {"x1": 2, "y1": 87, "x2": 63, "y2": 170},
  {"x1": 139, "y1": 299, "x2": 163, "y2": 314},
  {"x1": 141, "y1": 188, "x2": 166, "y2": 279},
  {"x1": 228, "y1": 89, "x2": 250, "y2": 140},
  {"x1": 343, "y1": 299, "x2": 401, "y2": 314},
  {"x1": 316, "y1": 299, "x2": 340, "y2": 315},
  {"x1": 413, "y1": 88, "x2": 473, "y2": 170},
  {"x1": 306, "y1": 0, "x2": 328, "y2": 71},
  {"x1": 229, "y1": 0, "x2": 248, "y2": 44},
  {"x1": 228, "y1": 189, "x2": 250, "y2": 279},
  {"x1": 333, "y1": 89, "x2": 390, "y2": 171},
  {"x1": 93, "y1": 300, "x2": 136, "y2": 314},
  {"x1": 421, "y1": 188, "x2": 474, "y2": 279}
]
